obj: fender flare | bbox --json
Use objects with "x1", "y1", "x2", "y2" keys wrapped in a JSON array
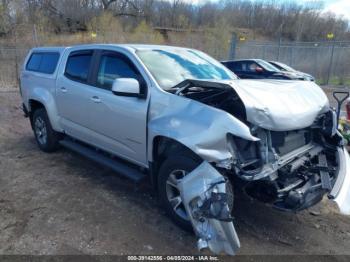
[{"x1": 28, "y1": 87, "x2": 62, "y2": 132}]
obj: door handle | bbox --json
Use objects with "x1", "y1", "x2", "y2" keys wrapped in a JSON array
[
  {"x1": 60, "y1": 87, "x2": 67, "y2": 93},
  {"x1": 90, "y1": 96, "x2": 101, "y2": 103}
]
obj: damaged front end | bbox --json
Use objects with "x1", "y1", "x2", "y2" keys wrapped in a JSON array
[
  {"x1": 165, "y1": 79, "x2": 350, "y2": 255},
  {"x1": 226, "y1": 111, "x2": 349, "y2": 214},
  {"x1": 168, "y1": 79, "x2": 349, "y2": 215}
]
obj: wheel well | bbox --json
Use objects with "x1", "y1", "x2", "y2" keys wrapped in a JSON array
[
  {"x1": 28, "y1": 100, "x2": 45, "y2": 128},
  {"x1": 150, "y1": 136, "x2": 201, "y2": 190}
]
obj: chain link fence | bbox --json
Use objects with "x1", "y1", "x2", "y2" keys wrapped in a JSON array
[
  {"x1": 1, "y1": 33, "x2": 350, "y2": 88},
  {"x1": 0, "y1": 47, "x2": 29, "y2": 88},
  {"x1": 232, "y1": 40, "x2": 350, "y2": 85},
  {"x1": 0, "y1": 28, "x2": 232, "y2": 88}
]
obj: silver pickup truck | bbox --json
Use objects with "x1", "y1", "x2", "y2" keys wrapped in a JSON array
[{"x1": 20, "y1": 44, "x2": 350, "y2": 255}]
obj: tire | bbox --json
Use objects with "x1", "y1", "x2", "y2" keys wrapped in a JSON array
[
  {"x1": 158, "y1": 153, "x2": 235, "y2": 232},
  {"x1": 32, "y1": 108, "x2": 61, "y2": 152},
  {"x1": 158, "y1": 153, "x2": 200, "y2": 231}
]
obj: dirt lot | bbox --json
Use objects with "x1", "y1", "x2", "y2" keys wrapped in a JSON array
[{"x1": 1, "y1": 89, "x2": 350, "y2": 256}]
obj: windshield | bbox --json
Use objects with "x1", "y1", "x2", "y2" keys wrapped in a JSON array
[
  {"x1": 257, "y1": 59, "x2": 281, "y2": 72},
  {"x1": 136, "y1": 48, "x2": 237, "y2": 90},
  {"x1": 273, "y1": 62, "x2": 296, "y2": 72}
]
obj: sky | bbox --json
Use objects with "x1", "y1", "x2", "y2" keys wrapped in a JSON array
[
  {"x1": 181, "y1": 0, "x2": 350, "y2": 20},
  {"x1": 322, "y1": 0, "x2": 350, "y2": 20}
]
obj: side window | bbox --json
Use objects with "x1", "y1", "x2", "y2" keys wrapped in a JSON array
[
  {"x1": 65, "y1": 51, "x2": 93, "y2": 83},
  {"x1": 97, "y1": 54, "x2": 139, "y2": 89},
  {"x1": 26, "y1": 52, "x2": 60, "y2": 74},
  {"x1": 241, "y1": 62, "x2": 250, "y2": 72},
  {"x1": 39, "y1": 53, "x2": 60, "y2": 74},
  {"x1": 247, "y1": 62, "x2": 259, "y2": 72},
  {"x1": 26, "y1": 53, "x2": 42, "y2": 71},
  {"x1": 241, "y1": 61, "x2": 258, "y2": 72},
  {"x1": 231, "y1": 62, "x2": 242, "y2": 72}
]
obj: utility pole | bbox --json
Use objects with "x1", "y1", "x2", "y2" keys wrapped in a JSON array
[
  {"x1": 326, "y1": 33, "x2": 335, "y2": 85},
  {"x1": 277, "y1": 37, "x2": 282, "y2": 61}
]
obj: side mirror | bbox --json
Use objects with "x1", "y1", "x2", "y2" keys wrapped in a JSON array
[
  {"x1": 112, "y1": 78, "x2": 140, "y2": 97},
  {"x1": 255, "y1": 67, "x2": 264, "y2": 73}
]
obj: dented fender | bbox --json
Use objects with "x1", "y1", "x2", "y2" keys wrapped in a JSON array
[{"x1": 147, "y1": 90, "x2": 258, "y2": 163}]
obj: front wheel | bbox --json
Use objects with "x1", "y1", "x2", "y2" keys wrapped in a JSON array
[
  {"x1": 158, "y1": 154, "x2": 199, "y2": 231},
  {"x1": 158, "y1": 154, "x2": 234, "y2": 231},
  {"x1": 32, "y1": 108, "x2": 61, "y2": 152}
]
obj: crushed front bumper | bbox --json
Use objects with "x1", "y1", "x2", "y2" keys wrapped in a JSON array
[
  {"x1": 178, "y1": 147, "x2": 350, "y2": 256},
  {"x1": 329, "y1": 147, "x2": 350, "y2": 215},
  {"x1": 178, "y1": 161, "x2": 240, "y2": 255}
]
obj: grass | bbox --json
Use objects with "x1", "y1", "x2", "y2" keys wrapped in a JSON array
[{"x1": 317, "y1": 77, "x2": 350, "y2": 87}]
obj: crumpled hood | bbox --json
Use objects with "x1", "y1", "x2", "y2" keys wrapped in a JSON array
[{"x1": 226, "y1": 79, "x2": 329, "y2": 131}]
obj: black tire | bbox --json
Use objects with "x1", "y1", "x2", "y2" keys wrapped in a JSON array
[
  {"x1": 158, "y1": 153, "x2": 201, "y2": 231},
  {"x1": 32, "y1": 108, "x2": 61, "y2": 152}
]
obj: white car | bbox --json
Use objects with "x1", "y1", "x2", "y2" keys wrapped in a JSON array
[{"x1": 269, "y1": 60, "x2": 315, "y2": 81}]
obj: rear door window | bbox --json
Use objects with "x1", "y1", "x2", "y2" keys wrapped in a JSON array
[
  {"x1": 26, "y1": 52, "x2": 60, "y2": 74},
  {"x1": 65, "y1": 51, "x2": 93, "y2": 83}
]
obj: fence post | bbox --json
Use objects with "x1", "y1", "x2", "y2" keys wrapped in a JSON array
[
  {"x1": 277, "y1": 37, "x2": 282, "y2": 60},
  {"x1": 326, "y1": 40, "x2": 335, "y2": 85},
  {"x1": 33, "y1": 24, "x2": 38, "y2": 46},
  {"x1": 14, "y1": 31, "x2": 19, "y2": 88},
  {"x1": 290, "y1": 42, "x2": 295, "y2": 66},
  {"x1": 229, "y1": 32, "x2": 237, "y2": 60}
]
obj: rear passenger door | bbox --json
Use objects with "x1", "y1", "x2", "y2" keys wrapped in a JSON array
[
  {"x1": 56, "y1": 50, "x2": 95, "y2": 137},
  {"x1": 85, "y1": 50, "x2": 149, "y2": 166}
]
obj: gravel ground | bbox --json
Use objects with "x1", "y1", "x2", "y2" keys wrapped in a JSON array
[{"x1": 0, "y1": 88, "x2": 350, "y2": 256}]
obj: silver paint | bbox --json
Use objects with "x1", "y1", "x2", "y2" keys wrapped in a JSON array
[
  {"x1": 228, "y1": 79, "x2": 330, "y2": 131},
  {"x1": 178, "y1": 161, "x2": 240, "y2": 255}
]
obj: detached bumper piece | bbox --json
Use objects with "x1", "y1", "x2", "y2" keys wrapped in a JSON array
[
  {"x1": 329, "y1": 147, "x2": 350, "y2": 215},
  {"x1": 178, "y1": 161, "x2": 240, "y2": 255}
]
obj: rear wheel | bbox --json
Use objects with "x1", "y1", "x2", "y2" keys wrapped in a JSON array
[{"x1": 32, "y1": 108, "x2": 61, "y2": 152}]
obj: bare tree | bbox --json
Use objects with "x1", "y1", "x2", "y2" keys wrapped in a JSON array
[{"x1": 0, "y1": 0, "x2": 349, "y2": 41}]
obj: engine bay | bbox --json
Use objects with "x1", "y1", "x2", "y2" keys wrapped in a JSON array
[{"x1": 229, "y1": 119, "x2": 341, "y2": 212}]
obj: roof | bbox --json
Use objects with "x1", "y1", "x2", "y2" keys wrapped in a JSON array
[
  {"x1": 221, "y1": 59, "x2": 263, "y2": 63},
  {"x1": 33, "y1": 44, "x2": 193, "y2": 53},
  {"x1": 31, "y1": 46, "x2": 66, "y2": 53}
]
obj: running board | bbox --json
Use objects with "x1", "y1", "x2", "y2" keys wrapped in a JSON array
[{"x1": 59, "y1": 139, "x2": 146, "y2": 182}]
